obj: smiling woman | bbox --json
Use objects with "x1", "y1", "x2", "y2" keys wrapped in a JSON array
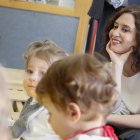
[
  {"x1": 109, "y1": 13, "x2": 136, "y2": 54},
  {"x1": 101, "y1": 5, "x2": 140, "y2": 140}
]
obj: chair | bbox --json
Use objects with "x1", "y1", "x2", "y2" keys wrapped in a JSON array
[{"x1": 2, "y1": 67, "x2": 29, "y2": 120}]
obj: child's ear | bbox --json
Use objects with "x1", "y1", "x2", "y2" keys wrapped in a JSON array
[{"x1": 67, "y1": 103, "x2": 81, "y2": 123}]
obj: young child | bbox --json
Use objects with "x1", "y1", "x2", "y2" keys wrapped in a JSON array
[
  {"x1": 36, "y1": 54, "x2": 119, "y2": 140},
  {"x1": 11, "y1": 40, "x2": 67, "y2": 140}
]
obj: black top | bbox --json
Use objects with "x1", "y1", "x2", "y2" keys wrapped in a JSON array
[{"x1": 88, "y1": 0, "x2": 105, "y2": 19}]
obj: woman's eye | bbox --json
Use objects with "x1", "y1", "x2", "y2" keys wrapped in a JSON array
[
  {"x1": 113, "y1": 25, "x2": 118, "y2": 29},
  {"x1": 26, "y1": 69, "x2": 33, "y2": 74},
  {"x1": 122, "y1": 28, "x2": 129, "y2": 33}
]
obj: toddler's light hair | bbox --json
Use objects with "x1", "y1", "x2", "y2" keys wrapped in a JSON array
[{"x1": 23, "y1": 40, "x2": 68, "y2": 68}]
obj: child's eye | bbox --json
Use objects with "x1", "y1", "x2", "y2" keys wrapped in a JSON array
[
  {"x1": 48, "y1": 112, "x2": 52, "y2": 123},
  {"x1": 26, "y1": 69, "x2": 33, "y2": 74},
  {"x1": 39, "y1": 71, "x2": 46, "y2": 77},
  {"x1": 48, "y1": 112, "x2": 52, "y2": 115}
]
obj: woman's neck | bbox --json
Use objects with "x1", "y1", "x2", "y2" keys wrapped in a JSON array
[{"x1": 123, "y1": 56, "x2": 139, "y2": 77}]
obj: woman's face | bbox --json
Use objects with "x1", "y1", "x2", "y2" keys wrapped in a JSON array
[{"x1": 109, "y1": 13, "x2": 137, "y2": 54}]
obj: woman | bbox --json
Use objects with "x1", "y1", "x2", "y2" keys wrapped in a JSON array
[{"x1": 101, "y1": 6, "x2": 140, "y2": 140}]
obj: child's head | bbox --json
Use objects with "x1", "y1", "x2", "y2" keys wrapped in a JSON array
[
  {"x1": 36, "y1": 54, "x2": 118, "y2": 139},
  {"x1": 23, "y1": 40, "x2": 68, "y2": 98}
]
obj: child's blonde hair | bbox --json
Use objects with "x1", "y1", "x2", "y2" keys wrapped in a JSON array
[
  {"x1": 36, "y1": 54, "x2": 118, "y2": 120},
  {"x1": 23, "y1": 40, "x2": 68, "y2": 67}
]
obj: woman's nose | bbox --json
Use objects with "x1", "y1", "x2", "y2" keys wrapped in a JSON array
[{"x1": 112, "y1": 28, "x2": 120, "y2": 37}]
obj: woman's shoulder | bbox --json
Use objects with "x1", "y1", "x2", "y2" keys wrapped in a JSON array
[{"x1": 122, "y1": 71, "x2": 140, "y2": 79}]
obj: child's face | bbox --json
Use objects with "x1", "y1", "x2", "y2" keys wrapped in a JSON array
[
  {"x1": 43, "y1": 97, "x2": 76, "y2": 139},
  {"x1": 23, "y1": 56, "x2": 48, "y2": 98}
]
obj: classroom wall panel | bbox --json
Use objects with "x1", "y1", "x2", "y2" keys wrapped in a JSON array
[{"x1": 0, "y1": 7, "x2": 78, "y2": 68}]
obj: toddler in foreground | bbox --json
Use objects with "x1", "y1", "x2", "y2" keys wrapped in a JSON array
[{"x1": 36, "y1": 54, "x2": 119, "y2": 140}]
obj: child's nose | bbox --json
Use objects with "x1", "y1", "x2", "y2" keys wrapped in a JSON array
[{"x1": 29, "y1": 73, "x2": 39, "y2": 82}]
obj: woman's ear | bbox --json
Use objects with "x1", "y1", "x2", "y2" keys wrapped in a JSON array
[{"x1": 67, "y1": 103, "x2": 81, "y2": 123}]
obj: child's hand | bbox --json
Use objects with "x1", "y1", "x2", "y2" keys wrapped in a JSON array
[{"x1": 106, "y1": 41, "x2": 132, "y2": 66}]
